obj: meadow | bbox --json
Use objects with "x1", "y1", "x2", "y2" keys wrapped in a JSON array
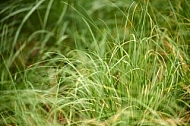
[{"x1": 0, "y1": 0, "x2": 190, "y2": 125}]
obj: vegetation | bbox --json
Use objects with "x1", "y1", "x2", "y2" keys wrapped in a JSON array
[{"x1": 0, "y1": 0, "x2": 189, "y2": 125}]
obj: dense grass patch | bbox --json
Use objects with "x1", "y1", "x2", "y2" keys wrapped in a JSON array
[{"x1": 0, "y1": 0, "x2": 190, "y2": 125}]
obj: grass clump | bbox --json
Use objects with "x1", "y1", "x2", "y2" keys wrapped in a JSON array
[{"x1": 0, "y1": 0, "x2": 190, "y2": 125}]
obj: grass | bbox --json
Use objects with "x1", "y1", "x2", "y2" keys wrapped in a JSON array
[{"x1": 0, "y1": 0, "x2": 190, "y2": 125}]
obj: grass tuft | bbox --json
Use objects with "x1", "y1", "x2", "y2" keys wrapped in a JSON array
[{"x1": 0, "y1": 0, "x2": 189, "y2": 125}]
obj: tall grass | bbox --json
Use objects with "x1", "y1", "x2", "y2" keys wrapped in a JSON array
[{"x1": 0, "y1": 0, "x2": 189, "y2": 125}]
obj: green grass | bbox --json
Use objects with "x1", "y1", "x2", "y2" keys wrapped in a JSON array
[{"x1": 0, "y1": 0, "x2": 190, "y2": 125}]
